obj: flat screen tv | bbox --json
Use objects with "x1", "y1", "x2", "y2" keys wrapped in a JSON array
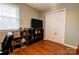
[{"x1": 31, "y1": 18, "x2": 43, "y2": 28}]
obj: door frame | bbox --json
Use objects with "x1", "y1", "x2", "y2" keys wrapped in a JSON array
[{"x1": 45, "y1": 8, "x2": 66, "y2": 44}]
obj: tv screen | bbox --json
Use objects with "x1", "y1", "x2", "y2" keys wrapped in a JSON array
[{"x1": 31, "y1": 18, "x2": 43, "y2": 28}]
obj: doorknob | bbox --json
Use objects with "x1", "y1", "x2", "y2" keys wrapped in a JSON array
[{"x1": 54, "y1": 32, "x2": 57, "y2": 35}]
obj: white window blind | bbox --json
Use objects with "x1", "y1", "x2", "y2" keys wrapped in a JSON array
[{"x1": 0, "y1": 4, "x2": 20, "y2": 30}]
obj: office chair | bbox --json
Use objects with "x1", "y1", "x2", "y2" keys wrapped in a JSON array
[
  {"x1": 0, "y1": 32, "x2": 14, "y2": 55},
  {"x1": 76, "y1": 45, "x2": 79, "y2": 55}
]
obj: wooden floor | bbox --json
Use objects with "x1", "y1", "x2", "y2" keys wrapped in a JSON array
[{"x1": 10, "y1": 40, "x2": 76, "y2": 55}]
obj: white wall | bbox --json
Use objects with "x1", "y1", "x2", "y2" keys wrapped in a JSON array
[
  {"x1": 41, "y1": 3, "x2": 79, "y2": 46},
  {"x1": 16, "y1": 4, "x2": 41, "y2": 28}
]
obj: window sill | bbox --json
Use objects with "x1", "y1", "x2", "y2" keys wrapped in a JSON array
[{"x1": 0, "y1": 29, "x2": 19, "y2": 32}]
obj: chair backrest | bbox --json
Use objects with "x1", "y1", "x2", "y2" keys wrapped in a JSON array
[{"x1": 2, "y1": 32, "x2": 14, "y2": 51}]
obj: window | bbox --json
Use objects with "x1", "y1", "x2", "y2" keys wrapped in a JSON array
[{"x1": 0, "y1": 4, "x2": 20, "y2": 30}]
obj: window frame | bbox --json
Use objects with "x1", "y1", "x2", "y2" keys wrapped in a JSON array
[{"x1": 0, "y1": 3, "x2": 20, "y2": 31}]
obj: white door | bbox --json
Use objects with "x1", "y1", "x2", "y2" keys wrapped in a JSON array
[{"x1": 45, "y1": 9, "x2": 65, "y2": 44}]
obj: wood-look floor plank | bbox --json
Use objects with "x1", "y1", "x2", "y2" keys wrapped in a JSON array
[{"x1": 10, "y1": 40, "x2": 76, "y2": 55}]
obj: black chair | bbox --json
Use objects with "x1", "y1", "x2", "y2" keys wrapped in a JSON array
[{"x1": 0, "y1": 32, "x2": 14, "y2": 55}]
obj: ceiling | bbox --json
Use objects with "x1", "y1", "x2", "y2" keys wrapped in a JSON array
[
  {"x1": 26, "y1": 3, "x2": 57, "y2": 11},
  {"x1": 26, "y1": 3, "x2": 79, "y2": 11}
]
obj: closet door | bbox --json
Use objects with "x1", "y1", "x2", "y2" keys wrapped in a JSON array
[{"x1": 45, "y1": 10, "x2": 65, "y2": 44}]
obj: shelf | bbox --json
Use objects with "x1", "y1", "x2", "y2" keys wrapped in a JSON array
[{"x1": 11, "y1": 28, "x2": 43, "y2": 49}]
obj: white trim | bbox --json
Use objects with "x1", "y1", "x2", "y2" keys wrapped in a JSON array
[
  {"x1": 47, "y1": 8, "x2": 66, "y2": 15},
  {"x1": 0, "y1": 40, "x2": 76, "y2": 50},
  {"x1": 44, "y1": 39, "x2": 77, "y2": 49},
  {"x1": 45, "y1": 8, "x2": 66, "y2": 44},
  {"x1": 63, "y1": 43, "x2": 77, "y2": 49}
]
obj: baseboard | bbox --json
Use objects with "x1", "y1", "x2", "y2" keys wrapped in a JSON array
[
  {"x1": 44, "y1": 39, "x2": 77, "y2": 49},
  {"x1": 63, "y1": 43, "x2": 77, "y2": 49}
]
